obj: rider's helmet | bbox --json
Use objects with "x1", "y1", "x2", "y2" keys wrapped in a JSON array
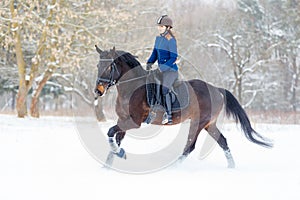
[{"x1": 157, "y1": 15, "x2": 173, "y2": 28}]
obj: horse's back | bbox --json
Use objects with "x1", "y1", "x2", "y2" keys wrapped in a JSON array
[
  {"x1": 187, "y1": 79, "x2": 221, "y2": 95},
  {"x1": 187, "y1": 79, "x2": 224, "y2": 113}
]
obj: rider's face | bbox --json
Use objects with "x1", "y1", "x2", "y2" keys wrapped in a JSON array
[{"x1": 157, "y1": 25, "x2": 166, "y2": 34}]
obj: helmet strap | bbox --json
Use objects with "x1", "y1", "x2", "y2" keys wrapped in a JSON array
[{"x1": 160, "y1": 26, "x2": 169, "y2": 37}]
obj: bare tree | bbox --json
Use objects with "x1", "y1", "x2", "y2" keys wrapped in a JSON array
[{"x1": 1, "y1": 0, "x2": 299, "y2": 119}]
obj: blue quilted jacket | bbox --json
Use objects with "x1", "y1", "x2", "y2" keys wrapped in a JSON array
[{"x1": 147, "y1": 36, "x2": 178, "y2": 72}]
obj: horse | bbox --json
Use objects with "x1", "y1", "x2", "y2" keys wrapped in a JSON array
[{"x1": 94, "y1": 45, "x2": 273, "y2": 169}]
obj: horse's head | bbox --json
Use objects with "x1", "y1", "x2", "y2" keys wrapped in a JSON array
[
  {"x1": 94, "y1": 45, "x2": 143, "y2": 98},
  {"x1": 94, "y1": 45, "x2": 121, "y2": 97}
]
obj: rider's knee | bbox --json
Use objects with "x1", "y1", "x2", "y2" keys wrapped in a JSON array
[{"x1": 162, "y1": 86, "x2": 170, "y2": 96}]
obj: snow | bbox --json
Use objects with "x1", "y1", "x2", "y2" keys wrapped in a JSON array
[{"x1": 0, "y1": 114, "x2": 300, "y2": 200}]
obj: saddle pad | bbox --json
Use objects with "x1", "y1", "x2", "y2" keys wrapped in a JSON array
[{"x1": 146, "y1": 78, "x2": 189, "y2": 112}]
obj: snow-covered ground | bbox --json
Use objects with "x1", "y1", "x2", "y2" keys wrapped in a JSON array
[{"x1": 0, "y1": 114, "x2": 299, "y2": 200}]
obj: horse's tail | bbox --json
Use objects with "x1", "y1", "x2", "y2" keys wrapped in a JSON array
[{"x1": 219, "y1": 88, "x2": 273, "y2": 148}]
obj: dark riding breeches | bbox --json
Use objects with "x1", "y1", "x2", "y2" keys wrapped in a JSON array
[{"x1": 161, "y1": 70, "x2": 178, "y2": 95}]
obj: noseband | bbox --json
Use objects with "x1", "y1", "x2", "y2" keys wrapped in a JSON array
[{"x1": 96, "y1": 58, "x2": 120, "y2": 89}]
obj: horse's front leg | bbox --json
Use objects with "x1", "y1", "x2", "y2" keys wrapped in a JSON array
[
  {"x1": 105, "y1": 111, "x2": 141, "y2": 168},
  {"x1": 107, "y1": 125, "x2": 127, "y2": 159},
  {"x1": 104, "y1": 125, "x2": 126, "y2": 168}
]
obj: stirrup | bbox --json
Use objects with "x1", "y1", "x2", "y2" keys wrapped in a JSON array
[{"x1": 145, "y1": 110, "x2": 157, "y2": 124}]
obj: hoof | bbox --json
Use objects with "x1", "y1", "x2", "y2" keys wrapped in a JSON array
[
  {"x1": 105, "y1": 151, "x2": 115, "y2": 167},
  {"x1": 224, "y1": 149, "x2": 235, "y2": 169},
  {"x1": 227, "y1": 162, "x2": 235, "y2": 169},
  {"x1": 115, "y1": 148, "x2": 127, "y2": 159},
  {"x1": 178, "y1": 155, "x2": 187, "y2": 163}
]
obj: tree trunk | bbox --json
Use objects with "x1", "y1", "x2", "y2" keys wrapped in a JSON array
[
  {"x1": 10, "y1": 2, "x2": 28, "y2": 117},
  {"x1": 94, "y1": 100, "x2": 106, "y2": 122},
  {"x1": 237, "y1": 66, "x2": 243, "y2": 105},
  {"x1": 291, "y1": 56, "x2": 299, "y2": 112},
  {"x1": 30, "y1": 95, "x2": 40, "y2": 118},
  {"x1": 30, "y1": 66, "x2": 55, "y2": 118},
  {"x1": 29, "y1": 0, "x2": 57, "y2": 118},
  {"x1": 11, "y1": 91, "x2": 16, "y2": 110},
  {"x1": 16, "y1": 86, "x2": 27, "y2": 117}
]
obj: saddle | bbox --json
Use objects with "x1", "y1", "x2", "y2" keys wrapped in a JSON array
[{"x1": 145, "y1": 70, "x2": 189, "y2": 114}]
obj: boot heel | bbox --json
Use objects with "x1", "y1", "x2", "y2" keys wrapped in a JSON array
[{"x1": 167, "y1": 117, "x2": 173, "y2": 125}]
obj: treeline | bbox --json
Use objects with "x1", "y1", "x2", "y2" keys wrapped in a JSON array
[{"x1": 0, "y1": 0, "x2": 299, "y2": 119}]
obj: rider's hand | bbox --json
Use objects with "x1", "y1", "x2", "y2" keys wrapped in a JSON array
[{"x1": 146, "y1": 63, "x2": 153, "y2": 71}]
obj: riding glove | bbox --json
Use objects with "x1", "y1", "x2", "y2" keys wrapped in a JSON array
[{"x1": 146, "y1": 63, "x2": 153, "y2": 71}]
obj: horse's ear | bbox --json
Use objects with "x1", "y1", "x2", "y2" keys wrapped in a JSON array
[
  {"x1": 111, "y1": 46, "x2": 117, "y2": 57},
  {"x1": 95, "y1": 45, "x2": 102, "y2": 54}
]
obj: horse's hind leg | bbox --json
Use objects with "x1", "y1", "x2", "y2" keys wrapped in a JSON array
[
  {"x1": 179, "y1": 121, "x2": 205, "y2": 161},
  {"x1": 205, "y1": 124, "x2": 235, "y2": 168}
]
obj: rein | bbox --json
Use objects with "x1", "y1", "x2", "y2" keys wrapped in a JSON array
[
  {"x1": 96, "y1": 58, "x2": 148, "y2": 87},
  {"x1": 115, "y1": 74, "x2": 148, "y2": 86}
]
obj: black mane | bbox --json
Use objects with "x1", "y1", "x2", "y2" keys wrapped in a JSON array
[{"x1": 116, "y1": 51, "x2": 142, "y2": 69}]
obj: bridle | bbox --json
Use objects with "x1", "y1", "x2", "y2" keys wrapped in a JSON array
[
  {"x1": 94, "y1": 56, "x2": 148, "y2": 98},
  {"x1": 96, "y1": 58, "x2": 120, "y2": 89}
]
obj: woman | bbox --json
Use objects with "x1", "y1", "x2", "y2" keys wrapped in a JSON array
[{"x1": 146, "y1": 15, "x2": 178, "y2": 125}]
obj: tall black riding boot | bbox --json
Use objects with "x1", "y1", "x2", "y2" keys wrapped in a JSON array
[{"x1": 162, "y1": 93, "x2": 173, "y2": 125}]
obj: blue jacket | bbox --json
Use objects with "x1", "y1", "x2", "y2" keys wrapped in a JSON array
[{"x1": 147, "y1": 36, "x2": 178, "y2": 72}]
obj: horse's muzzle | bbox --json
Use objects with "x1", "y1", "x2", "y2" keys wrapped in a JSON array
[{"x1": 94, "y1": 84, "x2": 106, "y2": 96}]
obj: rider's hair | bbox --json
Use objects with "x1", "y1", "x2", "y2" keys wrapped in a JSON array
[{"x1": 164, "y1": 28, "x2": 176, "y2": 40}]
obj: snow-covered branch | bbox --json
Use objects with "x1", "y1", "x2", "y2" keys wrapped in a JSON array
[
  {"x1": 243, "y1": 90, "x2": 258, "y2": 108},
  {"x1": 64, "y1": 87, "x2": 92, "y2": 105},
  {"x1": 207, "y1": 42, "x2": 232, "y2": 59},
  {"x1": 214, "y1": 34, "x2": 231, "y2": 46}
]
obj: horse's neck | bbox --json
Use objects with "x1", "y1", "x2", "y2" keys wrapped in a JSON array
[
  {"x1": 120, "y1": 65, "x2": 147, "y2": 82},
  {"x1": 117, "y1": 66, "x2": 147, "y2": 97}
]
